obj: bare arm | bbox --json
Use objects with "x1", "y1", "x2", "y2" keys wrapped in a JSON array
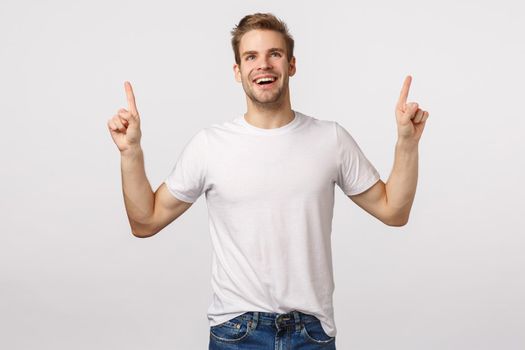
[
  {"x1": 120, "y1": 147, "x2": 152, "y2": 236},
  {"x1": 120, "y1": 147, "x2": 193, "y2": 237},
  {"x1": 350, "y1": 141, "x2": 418, "y2": 226},
  {"x1": 349, "y1": 75, "x2": 429, "y2": 226},
  {"x1": 108, "y1": 82, "x2": 192, "y2": 238}
]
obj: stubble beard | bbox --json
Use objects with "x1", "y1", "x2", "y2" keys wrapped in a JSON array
[{"x1": 243, "y1": 75, "x2": 288, "y2": 110}]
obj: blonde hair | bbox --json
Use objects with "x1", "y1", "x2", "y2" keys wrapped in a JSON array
[{"x1": 231, "y1": 13, "x2": 294, "y2": 65}]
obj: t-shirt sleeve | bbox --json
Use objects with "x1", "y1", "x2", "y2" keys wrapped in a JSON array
[
  {"x1": 163, "y1": 129, "x2": 208, "y2": 203},
  {"x1": 335, "y1": 122, "x2": 381, "y2": 196}
]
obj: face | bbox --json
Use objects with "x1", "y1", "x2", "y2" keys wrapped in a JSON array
[{"x1": 233, "y1": 29, "x2": 296, "y2": 107}]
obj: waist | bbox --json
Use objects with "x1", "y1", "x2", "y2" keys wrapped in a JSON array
[{"x1": 238, "y1": 310, "x2": 320, "y2": 327}]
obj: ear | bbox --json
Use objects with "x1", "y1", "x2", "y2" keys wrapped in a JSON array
[
  {"x1": 233, "y1": 63, "x2": 242, "y2": 83},
  {"x1": 288, "y1": 56, "x2": 296, "y2": 77}
]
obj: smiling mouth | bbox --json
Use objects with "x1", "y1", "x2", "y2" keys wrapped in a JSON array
[{"x1": 253, "y1": 76, "x2": 278, "y2": 88}]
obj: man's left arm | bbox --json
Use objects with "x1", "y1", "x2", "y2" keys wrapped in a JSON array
[{"x1": 350, "y1": 75, "x2": 429, "y2": 226}]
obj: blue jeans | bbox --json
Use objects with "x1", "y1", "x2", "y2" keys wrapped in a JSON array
[{"x1": 209, "y1": 310, "x2": 336, "y2": 349}]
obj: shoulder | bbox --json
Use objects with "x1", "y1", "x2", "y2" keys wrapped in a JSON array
[{"x1": 293, "y1": 110, "x2": 337, "y2": 132}]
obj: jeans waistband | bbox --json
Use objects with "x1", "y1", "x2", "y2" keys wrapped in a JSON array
[{"x1": 240, "y1": 310, "x2": 320, "y2": 332}]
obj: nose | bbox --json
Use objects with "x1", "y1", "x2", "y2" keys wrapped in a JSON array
[{"x1": 256, "y1": 56, "x2": 272, "y2": 70}]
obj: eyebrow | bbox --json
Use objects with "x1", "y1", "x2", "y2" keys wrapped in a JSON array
[{"x1": 241, "y1": 48, "x2": 285, "y2": 57}]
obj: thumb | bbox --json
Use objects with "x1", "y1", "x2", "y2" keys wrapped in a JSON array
[
  {"x1": 118, "y1": 109, "x2": 139, "y2": 126},
  {"x1": 402, "y1": 102, "x2": 419, "y2": 122}
]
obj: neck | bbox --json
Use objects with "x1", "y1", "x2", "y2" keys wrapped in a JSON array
[{"x1": 243, "y1": 91, "x2": 294, "y2": 129}]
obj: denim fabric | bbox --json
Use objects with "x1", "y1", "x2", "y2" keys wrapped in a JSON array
[{"x1": 209, "y1": 310, "x2": 336, "y2": 349}]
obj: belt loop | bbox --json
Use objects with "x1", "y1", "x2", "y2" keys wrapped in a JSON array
[
  {"x1": 252, "y1": 311, "x2": 259, "y2": 330},
  {"x1": 293, "y1": 310, "x2": 301, "y2": 332}
]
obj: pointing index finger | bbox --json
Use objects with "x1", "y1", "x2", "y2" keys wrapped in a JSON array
[
  {"x1": 397, "y1": 75, "x2": 412, "y2": 109},
  {"x1": 124, "y1": 81, "x2": 138, "y2": 115}
]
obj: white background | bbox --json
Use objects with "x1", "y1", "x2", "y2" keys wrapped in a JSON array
[{"x1": 1, "y1": 0, "x2": 524, "y2": 349}]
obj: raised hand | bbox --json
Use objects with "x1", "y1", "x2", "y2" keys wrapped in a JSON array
[
  {"x1": 395, "y1": 75, "x2": 429, "y2": 143},
  {"x1": 107, "y1": 81, "x2": 142, "y2": 154}
]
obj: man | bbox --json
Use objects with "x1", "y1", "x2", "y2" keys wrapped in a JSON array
[{"x1": 107, "y1": 12, "x2": 429, "y2": 350}]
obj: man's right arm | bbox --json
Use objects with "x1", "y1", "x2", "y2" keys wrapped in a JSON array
[
  {"x1": 121, "y1": 146, "x2": 193, "y2": 238},
  {"x1": 109, "y1": 81, "x2": 193, "y2": 238}
]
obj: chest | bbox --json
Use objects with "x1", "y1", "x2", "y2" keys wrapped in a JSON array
[{"x1": 206, "y1": 136, "x2": 337, "y2": 205}]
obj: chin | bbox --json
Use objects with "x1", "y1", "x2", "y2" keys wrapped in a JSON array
[{"x1": 253, "y1": 98, "x2": 284, "y2": 108}]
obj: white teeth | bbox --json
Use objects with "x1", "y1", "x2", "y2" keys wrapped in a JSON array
[{"x1": 255, "y1": 77, "x2": 276, "y2": 84}]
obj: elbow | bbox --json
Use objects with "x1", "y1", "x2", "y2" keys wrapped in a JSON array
[
  {"x1": 131, "y1": 230, "x2": 157, "y2": 238},
  {"x1": 131, "y1": 230, "x2": 149, "y2": 238},
  {"x1": 386, "y1": 219, "x2": 408, "y2": 227},
  {"x1": 383, "y1": 213, "x2": 409, "y2": 227},
  {"x1": 131, "y1": 224, "x2": 158, "y2": 238}
]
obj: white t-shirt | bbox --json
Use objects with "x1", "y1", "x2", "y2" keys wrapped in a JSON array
[{"x1": 164, "y1": 110, "x2": 380, "y2": 337}]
